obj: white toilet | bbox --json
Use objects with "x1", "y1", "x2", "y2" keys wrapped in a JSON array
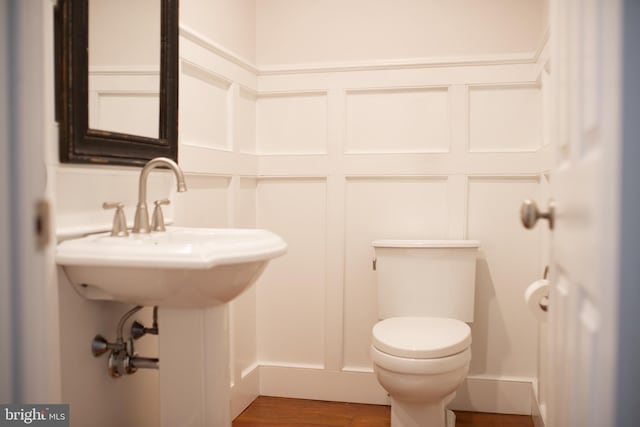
[{"x1": 370, "y1": 239, "x2": 480, "y2": 427}]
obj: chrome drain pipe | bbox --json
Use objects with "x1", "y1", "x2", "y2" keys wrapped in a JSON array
[{"x1": 130, "y1": 356, "x2": 159, "y2": 370}]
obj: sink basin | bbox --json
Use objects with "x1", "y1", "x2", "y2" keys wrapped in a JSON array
[{"x1": 56, "y1": 227, "x2": 287, "y2": 308}]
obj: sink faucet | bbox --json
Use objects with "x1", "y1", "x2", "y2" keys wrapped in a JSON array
[{"x1": 133, "y1": 157, "x2": 187, "y2": 233}]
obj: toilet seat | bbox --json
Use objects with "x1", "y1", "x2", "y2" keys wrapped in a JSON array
[
  {"x1": 372, "y1": 317, "x2": 471, "y2": 359},
  {"x1": 371, "y1": 345, "x2": 471, "y2": 375}
]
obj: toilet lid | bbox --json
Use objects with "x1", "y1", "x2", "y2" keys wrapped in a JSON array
[{"x1": 372, "y1": 317, "x2": 471, "y2": 358}]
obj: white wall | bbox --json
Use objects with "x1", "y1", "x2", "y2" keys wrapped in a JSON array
[
  {"x1": 256, "y1": 0, "x2": 545, "y2": 66},
  {"x1": 181, "y1": 0, "x2": 256, "y2": 64}
]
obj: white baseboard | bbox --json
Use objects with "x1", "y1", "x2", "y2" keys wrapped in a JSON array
[
  {"x1": 259, "y1": 365, "x2": 389, "y2": 405},
  {"x1": 248, "y1": 364, "x2": 533, "y2": 415},
  {"x1": 230, "y1": 365, "x2": 260, "y2": 420},
  {"x1": 450, "y1": 375, "x2": 533, "y2": 415},
  {"x1": 531, "y1": 381, "x2": 547, "y2": 427}
]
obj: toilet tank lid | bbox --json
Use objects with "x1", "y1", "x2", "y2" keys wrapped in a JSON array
[{"x1": 372, "y1": 239, "x2": 480, "y2": 248}]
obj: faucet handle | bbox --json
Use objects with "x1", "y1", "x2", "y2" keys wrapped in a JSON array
[
  {"x1": 151, "y1": 199, "x2": 170, "y2": 232},
  {"x1": 103, "y1": 202, "x2": 129, "y2": 237}
]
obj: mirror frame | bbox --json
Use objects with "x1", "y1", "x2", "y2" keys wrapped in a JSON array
[{"x1": 55, "y1": 0, "x2": 179, "y2": 166}]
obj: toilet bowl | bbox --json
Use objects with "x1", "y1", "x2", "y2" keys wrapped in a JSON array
[
  {"x1": 371, "y1": 316, "x2": 471, "y2": 427},
  {"x1": 370, "y1": 240, "x2": 479, "y2": 427}
]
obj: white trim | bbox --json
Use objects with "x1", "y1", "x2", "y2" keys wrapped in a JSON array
[
  {"x1": 344, "y1": 174, "x2": 450, "y2": 180},
  {"x1": 451, "y1": 375, "x2": 533, "y2": 415},
  {"x1": 257, "y1": 89, "x2": 329, "y2": 97},
  {"x1": 182, "y1": 141, "x2": 234, "y2": 151},
  {"x1": 531, "y1": 381, "x2": 547, "y2": 427},
  {"x1": 255, "y1": 365, "x2": 534, "y2": 415},
  {"x1": 88, "y1": 65, "x2": 160, "y2": 76},
  {"x1": 230, "y1": 364, "x2": 260, "y2": 419},
  {"x1": 179, "y1": 24, "x2": 258, "y2": 74},
  {"x1": 179, "y1": 24, "x2": 542, "y2": 77},
  {"x1": 533, "y1": 27, "x2": 551, "y2": 64},
  {"x1": 254, "y1": 175, "x2": 329, "y2": 181},
  {"x1": 259, "y1": 365, "x2": 388, "y2": 405},
  {"x1": 181, "y1": 58, "x2": 234, "y2": 87},
  {"x1": 258, "y1": 53, "x2": 538, "y2": 76}
]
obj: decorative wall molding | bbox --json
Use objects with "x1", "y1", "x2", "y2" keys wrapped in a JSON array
[
  {"x1": 344, "y1": 174, "x2": 449, "y2": 181},
  {"x1": 257, "y1": 53, "x2": 539, "y2": 76},
  {"x1": 257, "y1": 89, "x2": 329, "y2": 98},
  {"x1": 180, "y1": 24, "x2": 545, "y2": 77},
  {"x1": 255, "y1": 175, "x2": 328, "y2": 181},
  {"x1": 88, "y1": 65, "x2": 159, "y2": 76},
  {"x1": 181, "y1": 58, "x2": 234, "y2": 88},
  {"x1": 533, "y1": 27, "x2": 551, "y2": 64},
  {"x1": 467, "y1": 81, "x2": 541, "y2": 90},
  {"x1": 179, "y1": 24, "x2": 258, "y2": 74}
]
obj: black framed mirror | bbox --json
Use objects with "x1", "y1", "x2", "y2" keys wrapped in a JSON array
[{"x1": 55, "y1": 0, "x2": 179, "y2": 166}]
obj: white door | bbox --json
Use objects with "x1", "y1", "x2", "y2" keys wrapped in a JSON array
[
  {"x1": 546, "y1": 0, "x2": 622, "y2": 426},
  {"x1": 0, "y1": 0, "x2": 14, "y2": 402},
  {"x1": 1, "y1": 0, "x2": 61, "y2": 403}
]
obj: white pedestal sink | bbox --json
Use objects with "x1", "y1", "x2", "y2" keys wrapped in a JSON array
[
  {"x1": 56, "y1": 226, "x2": 287, "y2": 426},
  {"x1": 56, "y1": 226, "x2": 287, "y2": 307}
]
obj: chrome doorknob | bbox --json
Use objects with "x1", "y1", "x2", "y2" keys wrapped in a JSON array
[{"x1": 520, "y1": 199, "x2": 555, "y2": 230}]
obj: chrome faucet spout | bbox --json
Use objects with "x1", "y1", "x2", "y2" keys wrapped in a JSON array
[{"x1": 133, "y1": 157, "x2": 187, "y2": 233}]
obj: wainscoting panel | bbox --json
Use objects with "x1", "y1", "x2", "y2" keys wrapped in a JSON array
[
  {"x1": 255, "y1": 178, "x2": 328, "y2": 368},
  {"x1": 468, "y1": 84, "x2": 542, "y2": 152},
  {"x1": 180, "y1": 60, "x2": 232, "y2": 150},
  {"x1": 466, "y1": 176, "x2": 541, "y2": 379},
  {"x1": 345, "y1": 87, "x2": 450, "y2": 154},
  {"x1": 256, "y1": 92, "x2": 328, "y2": 155}
]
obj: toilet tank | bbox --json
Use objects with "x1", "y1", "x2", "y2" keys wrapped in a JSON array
[{"x1": 372, "y1": 240, "x2": 480, "y2": 322}]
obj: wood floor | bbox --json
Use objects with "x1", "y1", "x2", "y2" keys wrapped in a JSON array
[{"x1": 233, "y1": 396, "x2": 534, "y2": 427}]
